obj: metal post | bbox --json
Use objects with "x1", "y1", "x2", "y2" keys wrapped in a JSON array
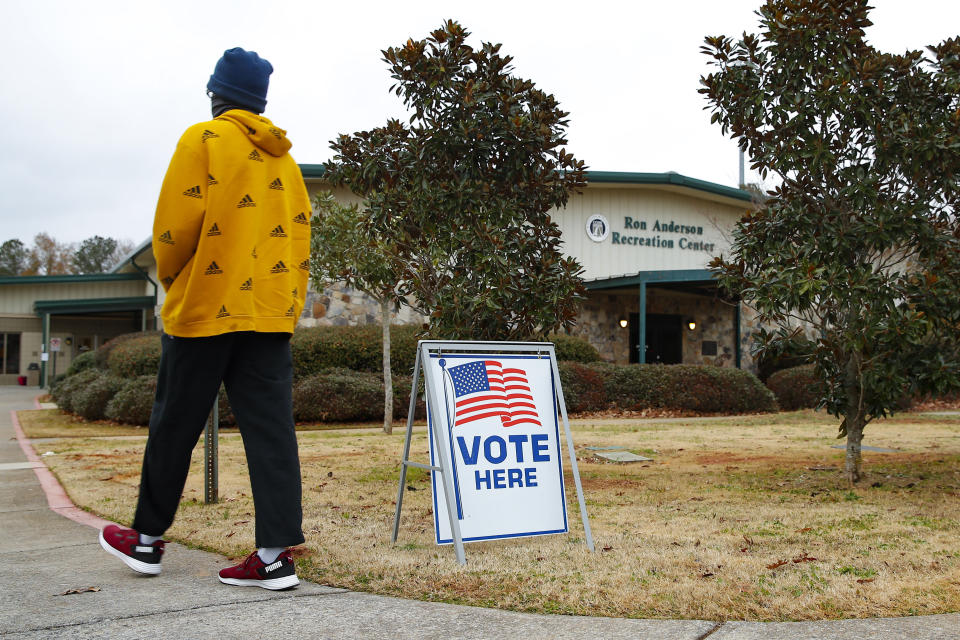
[
  {"x1": 739, "y1": 148, "x2": 745, "y2": 188},
  {"x1": 41, "y1": 313, "x2": 50, "y2": 388},
  {"x1": 638, "y1": 280, "x2": 647, "y2": 364},
  {"x1": 734, "y1": 302, "x2": 742, "y2": 369},
  {"x1": 550, "y1": 356, "x2": 595, "y2": 552},
  {"x1": 392, "y1": 347, "x2": 423, "y2": 543},
  {"x1": 204, "y1": 395, "x2": 219, "y2": 504}
]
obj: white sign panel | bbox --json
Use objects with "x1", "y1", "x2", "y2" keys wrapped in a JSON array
[
  {"x1": 425, "y1": 353, "x2": 568, "y2": 544},
  {"x1": 49, "y1": 338, "x2": 61, "y2": 352}
]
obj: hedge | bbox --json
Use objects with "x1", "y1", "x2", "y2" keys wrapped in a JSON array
[
  {"x1": 105, "y1": 375, "x2": 157, "y2": 425},
  {"x1": 548, "y1": 333, "x2": 601, "y2": 363},
  {"x1": 70, "y1": 370, "x2": 125, "y2": 420},
  {"x1": 107, "y1": 334, "x2": 163, "y2": 378},
  {"x1": 558, "y1": 362, "x2": 777, "y2": 414},
  {"x1": 292, "y1": 369, "x2": 425, "y2": 423},
  {"x1": 51, "y1": 368, "x2": 102, "y2": 414},
  {"x1": 766, "y1": 364, "x2": 822, "y2": 411},
  {"x1": 65, "y1": 350, "x2": 98, "y2": 376},
  {"x1": 291, "y1": 325, "x2": 419, "y2": 379}
]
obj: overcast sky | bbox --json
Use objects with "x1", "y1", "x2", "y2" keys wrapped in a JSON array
[{"x1": 2, "y1": 0, "x2": 958, "y2": 247}]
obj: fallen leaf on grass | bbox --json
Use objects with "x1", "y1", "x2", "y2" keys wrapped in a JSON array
[
  {"x1": 766, "y1": 560, "x2": 788, "y2": 570},
  {"x1": 793, "y1": 554, "x2": 817, "y2": 564},
  {"x1": 233, "y1": 520, "x2": 249, "y2": 525},
  {"x1": 796, "y1": 527, "x2": 813, "y2": 533},
  {"x1": 58, "y1": 586, "x2": 100, "y2": 596},
  {"x1": 225, "y1": 532, "x2": 234, "y2": 538},
  {"x1": 700, "y1": 572, "x2": 715, "y2": 578},
  {"x1": 602, "y1": 546, "x2": 613, "y2": 552},
  {"x1": 857, "y1": 578, "x2": 875, "y2": 584}
]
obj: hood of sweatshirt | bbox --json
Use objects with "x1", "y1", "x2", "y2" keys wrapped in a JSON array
[{"x1": 215, "y1": 109, "x2": 292, "y2": 157}]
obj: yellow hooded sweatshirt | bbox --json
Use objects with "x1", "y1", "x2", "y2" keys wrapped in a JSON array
[{"x1": 153, "y1": 110, "x2": 310, "y2": 337}]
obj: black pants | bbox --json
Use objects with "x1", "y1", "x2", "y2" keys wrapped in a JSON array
[{"x1": 133, "y1": 332, "x2": 304, "y2": 548}]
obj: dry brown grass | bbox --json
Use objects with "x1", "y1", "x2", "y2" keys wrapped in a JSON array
[{"x1": 20, "y1": 409, "x2": 960, "y2": 621}]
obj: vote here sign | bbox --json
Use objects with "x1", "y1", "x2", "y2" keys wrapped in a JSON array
[{"x1": 426, "y1": 353, "x2": 568, "y2": 545}]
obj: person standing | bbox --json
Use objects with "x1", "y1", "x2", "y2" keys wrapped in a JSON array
[{"x1": 99, "y1": 47, "x2": 311, "y2": 590}]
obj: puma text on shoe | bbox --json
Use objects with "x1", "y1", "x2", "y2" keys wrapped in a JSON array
[
  {"x1": 99, "y1": 525, "x2": 164, "y2": 575},
  {"x1": 218, "y1": 550, "x2": 299, "y2": 590}
]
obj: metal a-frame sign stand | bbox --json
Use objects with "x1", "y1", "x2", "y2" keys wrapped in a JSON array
[{"x1": 391, "y1": 340, "x2": 594, "y2": 565}]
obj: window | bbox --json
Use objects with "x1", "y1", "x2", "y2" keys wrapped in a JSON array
[{"x1": 1, "y1": 333, "x2": 20, "y2": 374}]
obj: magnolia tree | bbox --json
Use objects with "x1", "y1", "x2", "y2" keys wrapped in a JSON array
[
  {"x1": 701, "y1": 0, "x2": 960, "y2": 482},
  {"x1": 323, "y1": 20, "x2": 588, "y2": 341},
  {"x1": 309, "y1": 191, "x2": 404, "y2": 434}
]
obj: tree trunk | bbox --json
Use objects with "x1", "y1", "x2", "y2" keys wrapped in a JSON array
[
  {"x1": 842, "y1": 354, "x2": 866, "y2": 483},
  {"x1": 381, "y1": 298, "x2": 393, "y2": 435}
]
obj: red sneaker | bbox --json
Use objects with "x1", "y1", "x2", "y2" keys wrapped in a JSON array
[
  {"x1": 98, "y1": 525, "x2": 164, "y2": 575},
  {"x1": 218, "y1": 550, "x2": 299, "y2": 590}
]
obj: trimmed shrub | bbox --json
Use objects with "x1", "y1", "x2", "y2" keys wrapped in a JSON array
[
  {"x1": 290, "y1": 324, "x2": 426, "y2": 380},
  {"x1": 107, "y1": 333, "x2": 162, "y2": 378},
  {"x1": 557, "y1": 362, "x2": 613, "y2": 412},
  {"x1": 105, "y1": 375, "x2": 156, "y2": 425},
  {"x1": 292, "y1": 369, "x2": 424, "y2": 423},
  {"x1": 604, "y1": 364, "x2": 666, "y2": 410},
  {"x1": 766, "y1": 364, "x2": 822, "y2": 411},
  {"x1": 549, "y1": 333, "x2": 602, "y2": 363},
  {"x1": 559, "y1": 363, "x2": 776, "y2": 414},
  {"x1": 66, "y1": 350, "x2": 99, "y2": 376},
  {"x1": 391, "y1": 375, "x2": 427, "y2": 420},
  {"x1": 293, "y1": 368, "x2": 382, "y2": 422},
  {"x1": 71, "y1": 370, "x2": 125, "y2": 420},
  {"x1": 95, "y1": 331, "x2": 161, "y2": 370},
  {"x1": 659, "y1": 365, "x2": 777, "y2": 413},
  {"x1": 51, "y1": 368, "x2": 102, "y2": 414}
]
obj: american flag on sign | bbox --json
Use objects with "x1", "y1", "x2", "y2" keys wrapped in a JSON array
[{"x1": 446, "y1": 360, "x2": 542, "y2": 428}]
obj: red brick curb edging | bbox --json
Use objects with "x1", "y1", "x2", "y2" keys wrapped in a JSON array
[{"x1": 11, "y1": 405, "x2": 115, "y2": 531}]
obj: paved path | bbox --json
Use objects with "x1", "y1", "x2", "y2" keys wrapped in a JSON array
[{"x1": 2, "y1": 386, "x2": 957, "y2": 639}]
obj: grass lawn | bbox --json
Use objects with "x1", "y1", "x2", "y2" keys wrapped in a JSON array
[{"x1": 17, "y1": 408, "x2": 960, "y2": 621}]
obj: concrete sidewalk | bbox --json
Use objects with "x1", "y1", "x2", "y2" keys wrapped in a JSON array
[{"x1": 2, "y1": 386, "x2": 957, "y2": 639}]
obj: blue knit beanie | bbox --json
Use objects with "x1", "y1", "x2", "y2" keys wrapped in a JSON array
[{"x1": 207, "y1": 47, "x2": 273, "y2": 113}]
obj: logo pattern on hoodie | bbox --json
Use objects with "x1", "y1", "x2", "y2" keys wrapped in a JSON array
[{"x1": 155, "y1": 111, "x2": 309, "y2": 337}]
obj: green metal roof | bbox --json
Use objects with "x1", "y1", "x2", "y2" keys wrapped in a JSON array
[
  {"x1": 0, "y1": 273, "x2": 145, "y2": 286},
  {"x1": 584, "y1": 269, "x2": 716, "y2": 290},
  {"x1": 298, "y1": 165, "x2": 752, "y2": 203},
  {"x1": 34, "y1": 296, "x2": 156, "y2": 315}
]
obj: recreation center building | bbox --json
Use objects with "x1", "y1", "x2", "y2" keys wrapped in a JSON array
[{"x1": 0, "y1": 168, "x2": 758, "y2": 386}]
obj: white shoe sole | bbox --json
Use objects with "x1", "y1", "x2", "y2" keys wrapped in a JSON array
[
  {"x1": 98, "y1": 530, "x2": 162, "y2": 575},
  {"x1": 219, "y1": 574, "x2": 300, "y2": 590}
]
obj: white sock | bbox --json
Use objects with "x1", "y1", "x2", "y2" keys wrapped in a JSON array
[
  {"x1": 258, "y1": 547, "x2": 285, "y2": 564},
  {"x1": 139, "y1": 533, "x2": 162, "y2": 545}
]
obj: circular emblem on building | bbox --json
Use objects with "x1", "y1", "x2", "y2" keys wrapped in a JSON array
[{"x1": 585, "y1": 214, "x2": 610, "y2": 242}]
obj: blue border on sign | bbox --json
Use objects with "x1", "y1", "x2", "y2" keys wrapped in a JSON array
[{"x1": 426, "y1": 352, "x2": 569, "y2": 545}]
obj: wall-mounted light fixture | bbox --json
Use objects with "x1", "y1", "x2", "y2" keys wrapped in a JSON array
[
  {"x1": 686, "y1": 318, "x2": 697, "y2": 331},
  {"x1": 618, "y1": 317, "x2": 628, "y2": 328}
]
